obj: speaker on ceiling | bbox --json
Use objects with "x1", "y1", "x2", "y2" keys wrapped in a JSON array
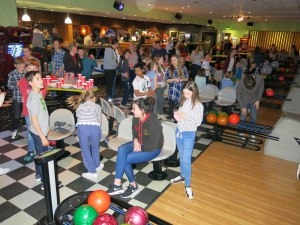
[
  {"x1": 175, "y1": 13, "x2": 183, "y2": 20},
  {"x1": 247, "y1": 22, "x2": 254, "y2": 26}
]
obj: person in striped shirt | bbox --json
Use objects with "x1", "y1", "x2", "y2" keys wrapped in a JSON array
[
  {"x1": 170, "y1": 81, "x2": 204, "y2": 199},
  {"x1": 66, "y1": 89, "x2": 104, "y2": 180}
]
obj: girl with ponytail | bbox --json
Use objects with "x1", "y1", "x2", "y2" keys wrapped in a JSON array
[{"x1": 66, "y1": 90, "x2": 104, "y2": 179}]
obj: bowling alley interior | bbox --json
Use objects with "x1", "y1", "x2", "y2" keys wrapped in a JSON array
[{"x1": 0, "y1": 0, "x2": 300, "y2": 224}]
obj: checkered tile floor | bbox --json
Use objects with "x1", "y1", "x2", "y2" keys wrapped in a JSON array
[{"x1": 0, "y1": 97, "x2": 213, "y2": 225}]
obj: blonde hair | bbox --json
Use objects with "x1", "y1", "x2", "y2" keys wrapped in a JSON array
[{"x1": 66, "y1": 89, "x2": 99, "y2": 110}]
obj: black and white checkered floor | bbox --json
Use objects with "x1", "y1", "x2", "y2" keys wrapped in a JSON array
[{"x1": 0, "y1": 97, "x2": 213, "y2": 225}]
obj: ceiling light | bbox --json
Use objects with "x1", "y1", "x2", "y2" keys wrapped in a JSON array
[
  {"x1": 113, "y1": 1, "x2": 124, "y2": 11},
  {"x1": 21, "y1": 8, "x2": 31, "y2": 22},
  {"x1": 237, "y1": 16, "x2": 244, "y2": 22},
  {"x1": 64, "y1": 13, "x2": 72, "y2": 24}
]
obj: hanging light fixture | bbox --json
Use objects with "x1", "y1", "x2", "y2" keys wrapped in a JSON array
[
  {"x1": 21, "y1": 8, "x2": 31, "y2": 22},
  {"x1": 65, "y1": 13, "x2": 72, "y2": 24},
  {"x1": 237, "y1": 16, "x2": 244, "y2": 22}
]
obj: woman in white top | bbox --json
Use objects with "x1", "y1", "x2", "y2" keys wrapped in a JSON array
[
  {"x1": 170, "y1": 81, "x2": 204, "y2": 199},
  {"x1": 190, "y1": 44, "x2": 204, "y2": 80}
]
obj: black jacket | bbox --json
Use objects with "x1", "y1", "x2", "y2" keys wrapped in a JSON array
[
  {"x1": 132, "y1": 113, "x2": 164, "y2": 152},
  {"x1": 63, "y1": 53, "x2": 83, "y2": 75}
]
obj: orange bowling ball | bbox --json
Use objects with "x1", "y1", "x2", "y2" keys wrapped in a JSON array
[
  {"x1": 206, "y1": 113, "x2": 217, "y2": 124},
  {"x1": 87, "y1": 190, "x2": 111, "y2": 214},
  {"x1": 217, "y1": 115, "x2": 229, "y2": 126}
]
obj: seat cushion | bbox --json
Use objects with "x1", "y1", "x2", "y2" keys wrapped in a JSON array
[
  {"x1": 107, "y1": 137, "x2": 131, "y2": 151},
  {"x1": 48, "y1": 130, "x2": 74, "y2": 141}
]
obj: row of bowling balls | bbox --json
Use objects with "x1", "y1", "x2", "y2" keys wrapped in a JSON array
[
  {"x1": 73, "y1": 190, "x2": 148, "y2": 225},
  {"x1": 206, "y1": 110, "x2": 240, "y2": 126}
]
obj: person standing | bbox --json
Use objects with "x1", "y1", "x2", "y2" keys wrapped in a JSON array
[
  {"x1": 20, "y1": 59, "x2": 46, "y2": 162},
  {"x1": 128, "y1": 43, "x2": 139, "y2": 98},
  {"x1": 84, "y1": 33, "x2": 93, "y2": 46},
  {"x1": 170, "y1": 81, "x2": 204, "y2": 199},
  {"x1": 236, "y1": 74, "x2": 264, "y2": 142},
  {"x1": 7, "y1": 57, "x2": 26, "y2": 139},
  {"x1": 51, "y1": 39, "x2": 65, "y2": 76},
  {"x1": 151, "y1": 41, "x2": 168, "y2": 63},
  {"x1": 103, "y1": 38, "x2": 119, "y2": 101},
  {"x1": 118, "y1": 49, "x2": 131, "y2": 107},
  {"x1": 51, "y1": 27, "x2": 62, "y2": 42},
  {"x1": 66, "y1": 89, "x2": 104, "y2": 179},
  {"x1": 26, "y1": 71, "x2": 49, "y2": 189},
  {"x1": 165, "y1": 55, "x2": 189, "y2": 120},
  {"x1": 32, "y1": 23, "x2": 45, "y2": 55},
  {"x1": 107, "y1": 97, "x2": 164, "y2": 198},
  {"x1": 190, "y1": 44, "x2": 204, "y2": 80},
  {"x1": 22, "y1": 46, "x2": 41, "y2": 71}
]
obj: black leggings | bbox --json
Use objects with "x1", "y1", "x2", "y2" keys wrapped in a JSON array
[
  {"x1": 168, "y1": 100, "x2": 179, "y2": 119},
  {"x1": 105, "y1": 69, "x2": 116, "y2": 99},
  {"x1": 11, "y1": 100, "x2": 22, "y2": 131}
]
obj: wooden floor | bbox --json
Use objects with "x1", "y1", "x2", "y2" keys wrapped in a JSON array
[{"x1": 148, "y1": 105, "x2": 300, "y2": 225}]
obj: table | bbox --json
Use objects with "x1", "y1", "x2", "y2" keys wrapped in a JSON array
[{"x1": 47, "y1": 86, "x2": 98, "y2": 93}]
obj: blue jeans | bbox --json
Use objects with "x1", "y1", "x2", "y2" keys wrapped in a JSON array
[
  {"x1": 240, "y1": 102, "x2": 258, "y2": 123},
  {"x1": 121, "y1": 81, "x2": 130, "y2": 105},
  {"x1": 176, "y1": 129, "x2": 196, "y2": 187},
  {"x1": 25, "y1": 116, "x2": 35, "y2": 153},
  {"x1": 30, "y1": 131, "x2": 48, "y2": 181},
  {"x1": 77, "y1": 125, "x2": 101, "y2": 173},
  {"x1": 115, "y1": 141, "x2": 160, "y2": 183}
]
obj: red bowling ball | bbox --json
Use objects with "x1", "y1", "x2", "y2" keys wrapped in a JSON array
[
  {"x1": 93, "y1": 213, "x2": 117, "y2": 225},
  {"x1": 124, "y1": 206, "x2": 148, "y2": 225},
  {"x1": 265, "y1": 88, "x2": 275, "y2": 97},
  {"x1": 228, "y1": 114, "x2": 240, "y2": 125}
]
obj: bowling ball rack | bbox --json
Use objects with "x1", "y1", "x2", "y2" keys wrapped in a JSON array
[
  {"x1": 54, "y1": 191, "x2": 172, "y2": 225},
  {"x1": 203, "y1": 120, "x2": 279, "y2": 151}
]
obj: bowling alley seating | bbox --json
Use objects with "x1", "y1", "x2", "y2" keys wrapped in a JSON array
[
  {"x1": 48, "y1": 109, "x2": 76, "y2": 157},
  {"x1": 270, "y1": 60, "x2": 279, "y2": 68},
  {"x1": 211, "y1": 67, "x2": 217, "y2": 77},
  {"x1": 213, "y1": 69, "x2": 223, "y2": 83},
  {"x1": 100, "y1": 113, "x2": 109, "y2": 143},
  {"x1": 148, "y1": 122, "x2": 177, "y2": 180},
  {"x1": 214, "y1": 87, "x2": 236, "y2": 107},
  {"x1": 100, "y1": 98, "x2": 115, "y2": 135},
  {"x1": 198, "y1": 84, "x2": 215, "y2": 103},
  {"x1": 206, "y1": 84, "x2": 219, "y2": 98},
  {"x1": 107, "y1": 117, "x2": 133, "y2": 151},
  {"x1": 112, "y1": 105, "x2": 126, "y2": 124}
]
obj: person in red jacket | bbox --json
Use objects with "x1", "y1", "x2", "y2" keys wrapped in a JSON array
[{"x1": 19, "y1": 59, "x2": 46, "y2": 162}]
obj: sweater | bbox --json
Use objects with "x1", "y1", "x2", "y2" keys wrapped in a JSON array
[
  {"x1": 132, "y1": 113, "x2": 164, "y2": 152},
  {"x1": 236, "y1": 74, "x2": 264, "y2": 108}
]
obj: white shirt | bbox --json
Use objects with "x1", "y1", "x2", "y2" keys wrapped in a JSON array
[
  {"x1": 132, "y1": 75, "x2": 151, "y2": 100},
  {"x1": 191, "y1": 50, "x2": 204, "y2": 66},
  {"x1": 84, "y1": 35, "x2": 92, "y2": 46},
  {"x1": 201, "y1": 60, "x2": 211, "y2": 77}
]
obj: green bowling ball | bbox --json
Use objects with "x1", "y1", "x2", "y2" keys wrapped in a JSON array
[{"x1": 73, "y1": 204, "x2": 98, "y2": 225}]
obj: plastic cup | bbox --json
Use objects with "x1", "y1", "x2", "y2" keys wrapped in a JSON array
[
  {"x1": 56, "y1": 82, "x2": 62, "y2": 88},
  {"x1": 82, "y1": 83, "x2": 87, "y2": 90},
  {"x1": 46, "y1": 75, "x2": 51, "y2": 79},
  {"x1": 89, "y1": 79, "x2": 94, "y2": 87},
  {"x1": 81, "y1": 76, "x2": 86, "y2": 83},
  {"x1": 59, "y1": 77, "x2": 64, "y2": 84},
  {"x1": 86, "y1": 81, "x2": 91, "y2": 89},
  {"x1": 46, "y1": 78, "x2": 51, "y2": 85},
  {"x1": 76, "y1": 80, "x2": 82, "y2": 88}
]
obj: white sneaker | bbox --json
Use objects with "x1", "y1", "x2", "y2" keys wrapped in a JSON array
[
  {"x1": 11, "y1": 130, "x2": 18, "y2": 140},
  {"x1": 157, "y1": 114, "x2": 162, "y2": 120},
  {"x1": 185, "y1": 186, "x2": 194, "y2": 199},
  {"x1": 82, "y1": 172, "x2": 98, "y2": 179},
  {"x1": 249, "y1": 135, "x2": 256, "y2": 143},
  {"x1": 0, "y1": 167, "x2": 10, "y2": 175},
  {"x1": 238, "y1": 133, "x2": 246, "y2": 140},
  {"x1": 96, "y1": 163, "x2": 104, "y2": 171}
]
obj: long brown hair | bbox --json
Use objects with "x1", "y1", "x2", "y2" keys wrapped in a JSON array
[
  {"x1": 179, "y1": 81, "x2": 201, "y2": 108},
  {"x1": 66, "y1": 89, "x2": 99, "y2": 110},
  {"x1": 168, "y1": 55, "x2": 184, "y2": 79},
  {"x1": 153, "y1": 55, "x2": 167, "y2": 74}
]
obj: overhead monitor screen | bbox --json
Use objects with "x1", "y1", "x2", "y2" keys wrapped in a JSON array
[{"x1": 7, "y1": 43, "x2": 23, "y2": 58}]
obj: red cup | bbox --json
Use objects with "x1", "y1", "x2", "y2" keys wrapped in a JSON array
[
  {"x1": 76, "y1": 80, "x2": 82, "y2": 88},
  {"x1": 89, "y1": 78, "x2": 94, "y2": 87},
  {"x1": 43, "y1": 78, "x2": 47, "y2": 86},
  {"x1": 56, "y1": 82, "x2": 62, "y2": 88},
  {"x1": 46, "y1": 75, "x2": 51, "y2": 79},
  {"x1": 86, "y1": 81, "x2": 91, "y2": 89},
  {"x1": 46, "y1": 78, "x2": 51, "y2": 85},
  {"x1": 80, "y1": 76, "x2": 86, "y2": 82},
  {"x1": 59, "y1": 77, "x2": 64, "y2": 84},
  {"x1": 82, "y1": 83, "x2": 87, "y2": 90}
]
